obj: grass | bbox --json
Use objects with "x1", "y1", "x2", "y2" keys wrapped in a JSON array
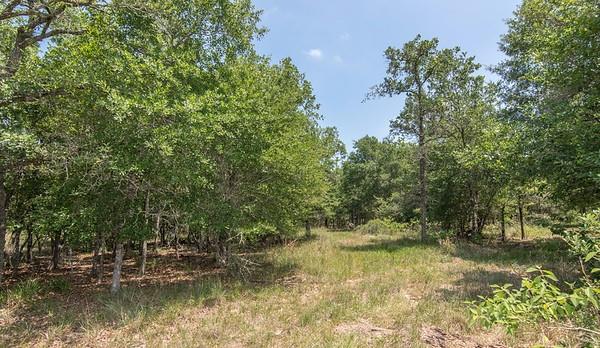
[{"x1": 0, "y1": 227, "x2": 582, "y2": 347}]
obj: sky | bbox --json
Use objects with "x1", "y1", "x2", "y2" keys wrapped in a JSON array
[{"x1": 252, "y1": 0, "x2": 522, "y2": 149}]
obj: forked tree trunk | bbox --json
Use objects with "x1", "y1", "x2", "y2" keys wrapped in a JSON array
[{"x1": 111, "y1": 242, "x2": 124, "y2": 295}]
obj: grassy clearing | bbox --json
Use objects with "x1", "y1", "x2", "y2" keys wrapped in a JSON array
[{"x1": 0, "y1": 228, "x2": 580, "y2": 347}]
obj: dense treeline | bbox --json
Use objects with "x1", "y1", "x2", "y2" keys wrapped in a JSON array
[
  {"x1": 327, "y1": 0, "x2": 599, "y2": 338},
  {"x1": 0, "y1": 0, "x2": 343, "y2": 292},
  {"x1": 331, "y1": 0, "x2": 599, "y2": 243}
]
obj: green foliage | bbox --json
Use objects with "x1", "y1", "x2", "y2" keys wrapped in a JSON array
[
  {"x1": 355, "y1": 218, "x2": 407, "y2": 236},
  {"x1": 469, "y1": 267, "x2": 599, "y2": 333},
  {"x1": 470, "y1": 211, "x2": 600, "y2": 338},
  {"x1": 340, "y1": 137, "x2": 417, "y2": 224},
  {"x1": 237, "y1": 223, "x2": 281, "y2": 247},
  {"x1": 0, "y1": 0, "x2": 342, "y2": 280},
  {"x1": 562, "y1": 210, "x2": 600, "y2": 278},
  {"x1": 498, "y1": 0, "x2": 600, "y2": 209}
]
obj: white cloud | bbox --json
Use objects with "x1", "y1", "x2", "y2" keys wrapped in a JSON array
[
  {"x1": 333, "y1": 55, "x2": 343, "y2": 64},
  {"x1": 306, "y1": 48, "x2": 323, "y2": 60}
]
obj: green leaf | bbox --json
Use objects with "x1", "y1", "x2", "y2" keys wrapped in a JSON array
[{"x1": 584, "y1": 251, "x2": 597, "y2": 263}]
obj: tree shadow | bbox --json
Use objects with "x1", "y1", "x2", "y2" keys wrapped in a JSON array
[
  {"x1": 338, "y1": 235, "x2": 579, "y2": 304},
  {"x1": 0, "y1": 249, "x2": 297, "y2": 346},
  {"x1": 435, "y1": 269, "x2": 524, "y2": 302},
  {"x1": 338, "y1": 237, "x2": 438, "y2": 253},
  {"x1": 449, "y1": 237, "x2": 571, "y2": 266}
]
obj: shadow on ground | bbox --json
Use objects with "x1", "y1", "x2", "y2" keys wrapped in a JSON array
[
  {"x1": 339, "y1": 234, "x2": 579, "y2": 302},
  {"x1": 0, "y1": 250, "x2": 297, "y2": 346},
  {"x1": 435, "y1": 269, "x2": 523, "y2": 301},
  {"x1": 338, "y1": 237, "x2": 438, "y2": 253}
]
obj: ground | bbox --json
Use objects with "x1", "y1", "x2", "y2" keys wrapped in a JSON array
[{"x1": 0, "y1": 227, "x2": 581, "y2": 347}]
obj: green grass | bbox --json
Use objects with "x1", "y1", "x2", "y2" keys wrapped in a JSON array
[{"x1": 0, "y1": 228, "x2": 580, "y2": 347}]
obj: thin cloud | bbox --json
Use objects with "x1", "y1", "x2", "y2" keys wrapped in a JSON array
[
  {"x1": 340, "y1": 33, "x2": 351, "y2": 41},
  {"x1": 333, "y1": 55, "x2": 344, "y2": 64},
  {"x1": 306, "y1": 48, "x2": 323, "y2": 60}
]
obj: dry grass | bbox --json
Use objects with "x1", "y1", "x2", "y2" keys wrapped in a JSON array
[{"x1": 0, "y1": 228, "x2": 580, "y2": 347}]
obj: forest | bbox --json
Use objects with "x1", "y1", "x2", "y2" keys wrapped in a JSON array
[{"x1": 0, "y1": 0, "x2": 598, "y2": 347}]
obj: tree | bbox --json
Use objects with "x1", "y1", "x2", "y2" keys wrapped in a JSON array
[
  {"x1": 368, "y1": 35, "x2": 481, "y2": 241},
  {"x1": 497, "y1": 0, "x2": 600, "y2": 210}
]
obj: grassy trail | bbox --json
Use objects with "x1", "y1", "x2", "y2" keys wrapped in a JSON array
[{"x1": 1, "y1": 229, "x2": 575, "y2": 347}]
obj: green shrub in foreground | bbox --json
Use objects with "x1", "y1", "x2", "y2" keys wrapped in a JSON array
[
  {"x1": 468, "y1": 268, "x2": 599, "y2": 333},
  {"x1": 469, "y1": 210, "x2": 600, "y2": 342}
]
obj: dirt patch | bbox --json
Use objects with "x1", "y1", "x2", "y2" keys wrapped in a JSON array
[{"x1": 420, "y1": 325, "x2": 506, "y2": 348}]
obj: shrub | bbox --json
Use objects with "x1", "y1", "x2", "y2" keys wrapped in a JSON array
[
  {"x1": 469, "y1": 210, "x2": 600, "y2": 343},
  {"x1": 237, "y1": 223, "x2": 282, "y2": 247},
  {"x1": 355, "y1": 219, "x2": 406, "y2": 235},
  {"x1": 468, "y1": 267, "x2": 599, "y2": 333}
]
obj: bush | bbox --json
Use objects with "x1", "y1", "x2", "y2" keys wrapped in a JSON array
[
  {"x1": 237, "y1": 223, "x2": 284, "y2": 247},
  {"x1": 355, "y1": 219, "x2": 406, "y2": 235},
  {"x1": 469, "y1": 210, "x2": 600, "y2": 343},
  {"x1": 468, "y1": 267, "x2": 599, "y2": 333}
]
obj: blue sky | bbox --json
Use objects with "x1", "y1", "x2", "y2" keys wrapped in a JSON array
[{"x1": 252, "y1": 0, "x2": 522, "y2": 149}]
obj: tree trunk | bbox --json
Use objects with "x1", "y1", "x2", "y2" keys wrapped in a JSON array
[
  {"x1": 0, "y1": 171, "x2": 6, "y2": 282},
  {"x1": 91, "y1": 234, "x2": 101, "y2": 278},
  {"x1": 1, "y1": 29, "x2": 26, "y2": 81},
  {"x1": 26, "y1": 230, "x2": 33, "y2": 263},
  {"x1": 518, "y1": 198, "x2": 525, "y2": 240},
  {"x1": 98, "y1": 236, "x2": 105, "y2": 283},
  {"x1": 68, "y1": 247, "x2": 73, "y2": 273},
  {"x1": 110, "y1": 242, "x2": 124, "y2": 295},
  {"x1": 51, "y1": 232, "x2": 61, "y2": 270},
  {"x1": 418, "y1": 130, "x2": 428, "y2": 242},
  {"x1": 500, "y1": 206, "x2": 506, "y2": 243},
  {"x1": 153, "y1": 212, "x2": 161, "y2": 252},
  {"x1": 139, "y1": 240, "x2": 147, "y2": 276},
  {"x1": 11, "y1": 228, "x2": 21, "y2": 272},
  {"x1": 216, "y1": 237, "x2": 230, "y2": 268},
  {"x1": 305, "y1": 220, "x2": 312, "y2": 237},
  {"x1": 175, "y1": 225, "x2": 180, "y2": 260}
]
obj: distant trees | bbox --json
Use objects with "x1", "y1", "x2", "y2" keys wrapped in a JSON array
[
  {"x1": 344, "y1": 0, "x2": 598, "y2": 244},
  {"x1": 339, "y1": 137, "x2": 416, "y2": 225}
]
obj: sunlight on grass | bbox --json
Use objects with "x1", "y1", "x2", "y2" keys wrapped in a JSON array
[{"x1": 0, "y1": 228, "x2": 579, "y2": 347}]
